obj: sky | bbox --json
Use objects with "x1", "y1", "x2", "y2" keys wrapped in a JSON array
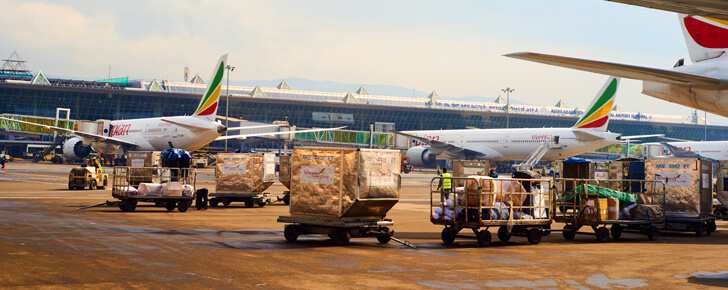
[{"x1": 1, "y1": 0, "x2": 724, "y2": 123}]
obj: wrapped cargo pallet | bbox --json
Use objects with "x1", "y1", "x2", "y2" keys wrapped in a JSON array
[
  {"x1": 452, "y1": 160, "x2": 489, "y2": 187},
  {"x1": 290, "y1": 148, "x2": 400, "y2": 220},
  {"x1": 216, "y1": 153, "x2": 276, "y2": 193},
  {"x1": 279, "y1": 155, "x2": 291, "y2": 190},
  {"x1": 127, "y1": 151, "x2": 162, "y2": 186},
  {"x1": 645, "y1": 158, "x2": 713, "y2": 218}
]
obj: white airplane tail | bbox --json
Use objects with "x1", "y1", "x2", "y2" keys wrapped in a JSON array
[
  {"x1": 193, "y1": 54, "x2": 228, "y2": 120},
  {"x1": 571, "y1": 76, "x2": 619, "y2": 132},
  {"x1": 679, "y1": 14, "x2": 728, "y2": 63}
]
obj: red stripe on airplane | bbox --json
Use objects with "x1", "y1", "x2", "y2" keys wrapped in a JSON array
[
  {"x1": 684, "y1": 17, "x2": 728, "y2": 49},
  {"x1": 197, "y1": 103, "x2": 217, "y2": 116},
  {"x1": 577, "y1": 115, "x2": 608, "y2": 129}
]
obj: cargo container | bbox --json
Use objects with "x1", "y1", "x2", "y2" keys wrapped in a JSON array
[{"x1": 210, "y1": 153, "x2": 275, "y2": 208}]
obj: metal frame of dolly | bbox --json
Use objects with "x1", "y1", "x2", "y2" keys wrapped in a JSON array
[
  {"x1": 110, "y1": 167, "x2": 197, "y2": 212},
  {"x1": 553, "y1": 178, "x2": 666, "y2": 242},
  {"x1": 277, "y1": 216, "x2": 414, "y2": 247},
  {"x1": 430, "y1": 177, "x2": 554, "y2": 247}
]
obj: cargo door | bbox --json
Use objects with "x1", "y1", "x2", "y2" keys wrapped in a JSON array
[{"x1": 700, "y1": 159, "x2": 713, "y2": 217}]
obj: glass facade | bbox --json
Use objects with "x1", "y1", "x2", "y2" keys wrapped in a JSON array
[{"x1": 2, "y1": 78, "x2": 728, "y2": 149}]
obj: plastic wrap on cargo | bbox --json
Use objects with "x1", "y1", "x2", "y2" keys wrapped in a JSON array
[
  {"x1": 452, "y1": 160, "x2": 489, "y2": 187},
  {"x1": 279, "y1": 155, "x2": 291, "y2": 189},
  {"x1": 645, "y1": 158, "x2": 712, "y2": 218},
  {"x1": 216, "y1": 153, "x2": 275, "y2": 193},
  {"x1": 138, "y1": 183, "x2": 163, "y2": 196},
  {"x1": 290, "y1": 148, "x2": 400, "y2": 218}
]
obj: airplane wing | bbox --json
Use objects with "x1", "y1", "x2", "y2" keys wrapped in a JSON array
[
  {"x1": 505, "y1": 52, "x2": 723, "y2": 86},
  {"x1": 0, "y1": 116, "x2": 139, "y2": 146},
  {"x1": 605, "y1": 0, "x2": 728, "y2": 21},
  {"x1": 215, "y1": 126, "x2": 346, "y2": 141},
  {"x1": 660, "y1": 142, "x2": 707, "y2": 158},
  {"x1": 389, "y1": 130, "x2": 486, "y2": 157},
  {"x1": 226, "y1": 124, "x2": 282, "y2": 131},
  {"x1": 621, "y1": 134, "x2": 666, "y2": 140}
]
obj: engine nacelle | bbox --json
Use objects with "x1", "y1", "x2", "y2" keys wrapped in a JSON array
[
  {"x1": 406, "y1": 146, "x2": 437, "y2": 167},
  {"x1": 62, "y1": 137, "x2": 92, "y2": 160}
]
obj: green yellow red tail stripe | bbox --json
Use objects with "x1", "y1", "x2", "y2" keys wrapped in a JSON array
[
  {"x1": 194, "y1": 54, "x2": 228, "y2": 118},
  {"x1": 573, "y1": 77, "x2": 618, "y2": 131}
]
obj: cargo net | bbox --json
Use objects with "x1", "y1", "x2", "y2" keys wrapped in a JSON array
[
  {"x1": 552, "y1": 179, "x2": 666, "y2": 224},
  {"x1": 112, "y1": 167, "x2": 196, "y2": 198},
  {"x1": 430, "y1": 177, "x2": 553, "y2": 227}
]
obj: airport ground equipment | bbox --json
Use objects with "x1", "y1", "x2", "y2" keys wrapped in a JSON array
[
  {"x1": 554, "y1": 179, "x2": 666, "y2": 242},
  {"x1": 431, "y1": 176, "x2": 553, "y2": 247},
  {"x1": 401, "y1": 157, "x2": 413, "y2": 174},
  {"x1": 209, "y1": 153, "x2": 275, "y2": 208},
  {"x1": 68, "y1": 165, "x2": 108, "y2": 190},
  {"x1": 110, "y1": 166, "x2": 196, "y2": 212},
  {"x1": 276, "y1": 154, "x2": 292, "y2": 205},
  {"x1": 644, "y1": 158, "x2": 716, "y2": 236},
  {"x1": 278, "y1": 147, "x2": 407, "y2": 246}
]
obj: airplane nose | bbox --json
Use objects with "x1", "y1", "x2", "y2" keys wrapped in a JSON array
[{"x1": 217, "y1": 124, "x2": 227, "y2": 134}]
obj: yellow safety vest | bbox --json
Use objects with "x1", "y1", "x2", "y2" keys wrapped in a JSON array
[{"x1": 441, "y1": 173, "x2": 451, "y2": 190}]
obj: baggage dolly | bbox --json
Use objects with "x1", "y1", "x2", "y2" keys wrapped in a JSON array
[
  {"x1": 277, "y1": 216, "x2": 414, "y2": 248},
  {"x1": 209, "y1": 191, "x2": 271, "y2": 208},
  {"x1": 554, "y1": 178, "x2": 666, "y2": 242},
  {"x1": 430, "y1": 177, "x2": 554, "y2": 247},
  {"x1": 108, "y1": 166, "x2": 197, "y2": 212}
]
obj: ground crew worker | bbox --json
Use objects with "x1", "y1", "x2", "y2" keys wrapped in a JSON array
[
  {"x1": 438, "y1": 167, "x2": 452, "y2": 200},
  {"x1": 0, "y1": 153, "x2": 5, "y2": 171},
  {"x1": 91, "y1": 157, "x2": 103, "y2": 174},
  {"x1": 489, "y1": 168, "x2": 498, "y2": 178}
]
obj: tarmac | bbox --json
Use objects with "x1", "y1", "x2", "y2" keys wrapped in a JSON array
[{"x1": 2, "y1": 160, "x2": 728, "y2": 288}]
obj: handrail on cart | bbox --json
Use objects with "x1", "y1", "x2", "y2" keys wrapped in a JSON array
[
  {"x1": 429, "y1": 176, "x2": 554, "y2": 227},
  {"x1": 111, "y1": 166, "x2": 197, "y2": 196},
  {"x1": 552, "y1": 178, "x2": 666, "y2": 224}
]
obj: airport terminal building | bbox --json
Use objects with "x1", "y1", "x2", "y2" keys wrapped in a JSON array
[{"x1": 2, "y1": 69, "x2": 728, "y2": 157}]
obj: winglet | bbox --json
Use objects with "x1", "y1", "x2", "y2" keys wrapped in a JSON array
[
  {"x1": 193, "y1": 54, "x2": 228, "y2": 120},
  {"x1": 572, "y1": 77, "x2": 619, "y2": 132}
]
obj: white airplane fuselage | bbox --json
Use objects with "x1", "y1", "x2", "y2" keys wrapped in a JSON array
[
  {"x1": 644, "y1": 141, "x2": 728, "y2": 160},
  {"x1": 405, "y1": 128, "x2": 621, "y2": 161}
]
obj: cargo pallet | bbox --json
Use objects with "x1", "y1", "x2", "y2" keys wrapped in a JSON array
[
  {"x1": 277, "y1": 216, "x2": 413, "y2": 247},
  {"x1": 431, "y1": 177, "x2": 554, "y2": 247},
  {"x1": 108, "y1": 166, "x2": 197, "y2": 212},
  {"x1": 209, "y1": 192, "x2": 270, "y2": 208},
  {"x1": 553, "y1": 178, "x2": 666, "y2": 242}
]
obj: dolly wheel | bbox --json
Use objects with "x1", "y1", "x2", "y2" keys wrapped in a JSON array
[
  {"x1": 477, "y1": 230, "x2": 492, "y2": 247},
  {"x1": 284, "y1": 225, "x2": 298, "y2": 242},
  {"x1": 596, "y1": 227, "x2": 610, "y2": 243},
  {"x1": 563, "y1": 225, "x2": 576, "y2": 240},
  {"x1": 441, "y1": 227, "x2": 456, "y2": 245},
  {"x1": 497, "y1": 226, "x2": 511, "y2": 242},
  {"x1": 165, "y1": 201, "x2": 176, "y2": 211},
  {"x1": 223, "y1": 200, "x2": 232, "y2": 207},
  {"x1": 714, "y1": 209, "x2": 725, "y2": 220},
  {"x1": 333, "y1": 229, "x2": 350, "y2": 246},
  {"x1": 647, "y1": 226, "x2": 659, "y2": 241},
  {"x1": 709, "y1": 220, "x2": 717, "y2": 233},
  {"x1": 120, "y1": 200, "x2": 136, "y2": 212},
  {"x1": 244, "y1": 199, "x2": 254, "y2": 208},
  {"x1": 527, "y1": 229, "x2": 543, "y2": 245},
  {"x1": 257, "y1": 201, "x2": 267, "y2": 208},
  {"x1": 209, "y1": 198, "x2": 219, "y2": 207},
  {"x1": 376, "y1": 227, "x2": 391, "y2": 244},
  {"x1": 611, "y1": 224, "x2": 623, "y2": 239},
  {"x1": 177, "y1": 200, "x2": 189, "y2": 212}
]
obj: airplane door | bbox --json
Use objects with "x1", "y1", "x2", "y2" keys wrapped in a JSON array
[{"x1": 504, "y1": 135, "x2": 509, "y2": 149}]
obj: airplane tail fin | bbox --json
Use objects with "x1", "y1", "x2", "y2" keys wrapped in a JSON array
[
  {"x1": 679, "y1": 14, "x2": 728, "y2": 63},
  {"x1": 572, "y1": 76, "x2": 619, "y2": 132},
  {"x1": 193, "y1": 54, "x2": 228, "y2": 120}
]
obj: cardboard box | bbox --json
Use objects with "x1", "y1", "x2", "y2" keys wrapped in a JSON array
[
  {"x1": 607, "y1": 197, "x2": 619, "y2": 220},
  {"x1": 585, "y1": 198, "x2": 609, "y2": 221}
]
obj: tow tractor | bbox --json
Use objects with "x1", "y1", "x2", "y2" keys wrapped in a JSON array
[{"x1": 68, "y1": 165, "x2": 108, "y2": 190}]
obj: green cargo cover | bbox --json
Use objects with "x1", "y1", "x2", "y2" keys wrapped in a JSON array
[{"x1": 565, "y1": 184, "x2": 637, "y2": 205}]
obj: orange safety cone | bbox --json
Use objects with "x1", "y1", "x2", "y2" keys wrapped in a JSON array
[{"x1": 419, "y1": 167, "x2": 421, "y2": 172}]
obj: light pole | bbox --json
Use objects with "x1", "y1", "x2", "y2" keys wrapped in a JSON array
[
  {"x1": 501, "y1": 87, "x2": 514, "y2": 128},
  {"x1": 225, "y1": 65, "x2": 235, "y2": 151}
]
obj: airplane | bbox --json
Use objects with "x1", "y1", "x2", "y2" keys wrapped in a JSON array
[
  {"x1": 604, "y1": 0, "x2": 728, "y2": 21},
  {"x1": 0, "y1": 54, "x2": 344, "y2": 161},
  {"x1": 642, "y1": 140, "x2": 728, "y2": 160},
  {"x1": 393, "y1": 77, "x2": 625, "y2": 167},
  {"x1": 505, "y1": 13, "x2": 728, "y2": 118}
]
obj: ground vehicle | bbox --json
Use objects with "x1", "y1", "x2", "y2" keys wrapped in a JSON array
[
  {"x1": 51, "y1": 155, "x2": 64, "y2": 164},
  {"x1": 111, "y1": 166, "x2": 196, "y2": 212},
  {"x1": 402, "y1": 157, "x2": 413, "y2": 173},
  {"x1": 68, "y1": 166, "x2": 108, "y2": 190}
]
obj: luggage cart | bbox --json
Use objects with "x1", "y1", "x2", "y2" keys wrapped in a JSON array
[
  {"x1": 277, "y1": 216, "x2": 414, "y2": 247},
  {"x1": 553, "y1": 178, "x2": 666, "y2": 242},
  {"x1": 430, "y1": 177, "x2": 554, "y2": 247},
  {"x1": 209, "y1": 192, "x2": 270, "y2": 208},
  {"x1": 110, "y1": 166, "x2": 197, "y2": 212}
]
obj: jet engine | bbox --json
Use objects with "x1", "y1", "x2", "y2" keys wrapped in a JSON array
[
  {"x1": 405, "y1": 146, "x2": 437, "y2": 167},
  {"x1": 62, "y1": 137, "x2": 92, "y2": 160}
]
